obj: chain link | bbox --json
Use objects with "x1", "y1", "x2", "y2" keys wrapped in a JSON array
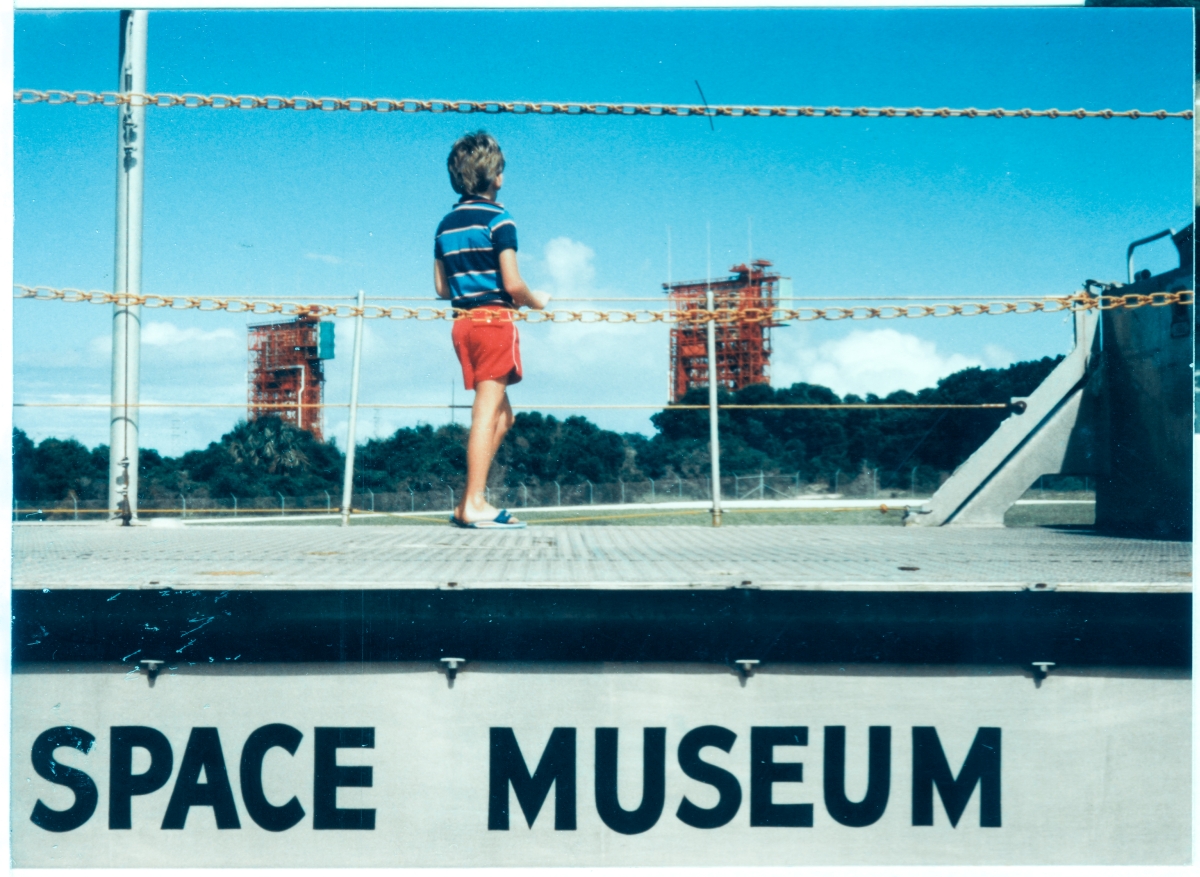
[
  {"x1": 14, "y1": 90, "x2": 1194, "y2": 120},
  {"x1": 13, "y1": 285, "x2": 1194, "y2": 323}
]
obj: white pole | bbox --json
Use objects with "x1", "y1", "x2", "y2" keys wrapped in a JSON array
[
  {"x1": 706, "y1": 221, "x2": 722, "y2": 527},
  {"x1": 108, "y1": 10, "x2": 148, "y2": 523},
  {"x1": 339, "y1": 290, "x2": 366, "y2": 526}
]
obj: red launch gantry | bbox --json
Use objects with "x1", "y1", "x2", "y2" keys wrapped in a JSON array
[
  {"x1": 663, "y1": 259, "x2": 785, "y2": 403},
  {"x1": 247, "y1": 314, "x2": 334, "y2": 440}
]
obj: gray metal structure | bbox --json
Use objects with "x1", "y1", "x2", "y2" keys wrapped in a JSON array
[
  {"x1": 107, "y1": 10, "x2": 147, "y2": 521},
  {"x1": 11, "y1": 523, "x2": 1190, "y2": 590},
  {"x1": 908, "y1": 224, "x2": 1194, "y2": 538}
]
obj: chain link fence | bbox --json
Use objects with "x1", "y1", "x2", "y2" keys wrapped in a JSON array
[{"x1": 15, "y1": 470, "x2": 1100, "y2": 521}]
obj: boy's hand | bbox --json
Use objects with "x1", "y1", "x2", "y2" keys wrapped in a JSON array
[{"x1": 528, "y1": 290, "x2": 551, "y2": 310}]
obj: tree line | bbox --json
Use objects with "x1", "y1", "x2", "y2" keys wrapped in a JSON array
[{"x1": 13, "y1": 356, "x2": 1061, "y2": 504}]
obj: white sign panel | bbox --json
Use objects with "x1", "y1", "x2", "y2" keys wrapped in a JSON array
[{"x1": 11, "y1": 663, "x2": 1189, "y2": 867}]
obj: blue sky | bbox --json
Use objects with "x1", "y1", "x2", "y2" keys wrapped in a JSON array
[{"x1": 12, "y1": 7, "x2": 1193, "y2": 453}]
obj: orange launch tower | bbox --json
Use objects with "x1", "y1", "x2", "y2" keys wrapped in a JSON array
[
  {"x1": 663, "y1": 259, "x2": 784, "y2": 403},
  {"x1": 247, "y1": 314, "x2": 333, "y2": 439}
]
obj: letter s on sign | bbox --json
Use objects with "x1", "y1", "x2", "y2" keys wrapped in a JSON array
[{"x1": 30, "y1": 727, "x2": 99, "y2": 832}]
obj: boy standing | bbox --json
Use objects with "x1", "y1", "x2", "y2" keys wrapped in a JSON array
[{"x1": 435, "y1": 131, "x2": 550, "y2": 529}]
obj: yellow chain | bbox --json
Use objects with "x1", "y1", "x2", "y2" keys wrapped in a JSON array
[
  {"x1": 14, "y1": 90, "x2": 1194, "y2": 120},
  {"x1": 12, "y1": 285, "x2": 1194, "y2": 323}
]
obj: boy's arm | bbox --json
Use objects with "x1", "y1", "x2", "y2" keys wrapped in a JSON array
[
  {"x1": 433, "y1": 259, "x2": 451, "y2": 300},
  {"x1": 498, "y1": 249, "x2": 550, "y2": 310}
]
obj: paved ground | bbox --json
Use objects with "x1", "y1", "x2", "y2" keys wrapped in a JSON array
[{"x1": 12, "y1": 523, "x2": 1191, "y2": 591}]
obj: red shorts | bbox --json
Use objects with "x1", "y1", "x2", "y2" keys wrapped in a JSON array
[{"x1": 451, "y1": 306, "x2": 523, "y2": 391}]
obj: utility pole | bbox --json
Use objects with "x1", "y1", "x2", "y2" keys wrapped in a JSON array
[
  {"x1": 706, "y1": 221, "x2": 722, "y2": 527},
  {"x1": 108, "y1": 10, "x2": 148, "y2": 524}
]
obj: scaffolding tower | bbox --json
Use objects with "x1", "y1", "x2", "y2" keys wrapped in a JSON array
[
  {"x1": 663, "y1": 259, "x2": 785, "y2": 403},
  {"x1": 248, "y1": 314, "x2": 333, "y2": 439}
]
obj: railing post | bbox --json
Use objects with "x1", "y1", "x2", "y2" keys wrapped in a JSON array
[
  {"x1": 278, "y1": 492, "x2": 285, "y2": 516},
  {"x1": 449, "y1": 487, "x2": 454, "y2": 510},
  {"x1": 108, "y1": 10, "x2": 148, "y2": 523},
  {"x1": 520, "y1": 483, "x2": 528, "y2": 507},
  {"x1": 324, "y1": 489, "x2": 331, "y2": 513},
  {"x1": 340, "y1": 289, "x2": 366, "y2": 527},
  {"x1": 554, "y1": 481, "x2": 561, "y2": 506},
  {"x1": 367, "y1": 487, "x2": 374, "y2": 512},
  {"x1": 705, "y1": 224, "x2": 722, "y2": 527},
  {"x1": 587, "y1": 480, "x2": 593, "y2": 504},
  {"x1": 180, "y1": 493, "x2": 185, "y2": 518},
  {"x1": 408, "y1": 487, "x2": 414, "y2": 511},
  {"x1": 72, "y1": 496, "x2": 78, "y2": 521},
  {"x1": 649, "y1": 478, "x2": 655, "y2": 501}
]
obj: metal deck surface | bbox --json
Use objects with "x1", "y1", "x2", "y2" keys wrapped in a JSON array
[{"x1": 11, "y1": 523, "x2": 1192, "y2": 591}]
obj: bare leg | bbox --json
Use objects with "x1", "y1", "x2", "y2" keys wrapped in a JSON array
[{"x1": 456, "y1": 377, "x2": 516, "y2": 523}]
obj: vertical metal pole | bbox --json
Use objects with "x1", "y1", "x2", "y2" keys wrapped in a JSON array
[
  {"x1": 706, "y1": 222, "x2": 722, "y2": 527},
  {"x1": 339, "y1": 290, "x2": 366, "y2": 526},
  {"x1": 108, "y1": 10, "x2": 148, "y2": 522}
]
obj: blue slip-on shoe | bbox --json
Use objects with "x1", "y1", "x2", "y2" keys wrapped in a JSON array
[{"x1": 450, "y1": 509, "x2": 526, "y2": 529}]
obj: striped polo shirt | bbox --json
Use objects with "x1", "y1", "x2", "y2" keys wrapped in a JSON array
[{"x1": 434, "y1": 196, "x2": 518, "y2": 309}]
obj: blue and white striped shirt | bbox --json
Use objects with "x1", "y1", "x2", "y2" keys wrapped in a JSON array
[{"x1": 434, "y1": 196, "x2": 518, "y2": 309}]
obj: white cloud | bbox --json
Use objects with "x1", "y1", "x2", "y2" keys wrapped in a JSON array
[
  {"x1": 305, "y1": 252, "x2": 342, "y2": 265},
  {"x1": 89, "y1": 323, "x2": 241, "y2": 363},
  {"x1": 778, "y1": 328, "x2": 983, "y2": 397},
  {"x1": 542, "y1": 237, "x2": 595, "y2": 296},
  {"x1": 982, "y1": 343, "x2": 1016, "y2": 368}
]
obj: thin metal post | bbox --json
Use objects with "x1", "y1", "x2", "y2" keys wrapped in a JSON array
[
  {"x1": 72, "y1": 496, "x2": 78, "y2": 521},
  {"x1": 231, "y1": 494, "x2": 237, "y2": 517},
  {"x1": 449, "y1": 487, "x2": 454, "y2": 510},
  {"x1": 834, "y1": 469, "x2": 841, "y2": 494},
  {"x1": 555, "y1": 481, "x2": 561, "y2": 506},
  {"x1": 911, "y1": 467, "x2": 918, "y2": 498},
  {"x1": 367, "y1": 488, "x2": 374, "y2": 512},
  {"x1": 620, "y1": 479, "x2": 625, "y2": 504},
  {"x1": 677, "y1": 476, "x2": 682, "y2": 498},
  {"x1": 649, "y1": 478, "x2": 654, "y2": 501},
  {"x1": 408, "y1": 487, "x2": 414, "y2": 511},
  {"x1": 706, "y1": 222, "x2": 722, "y2": 527},
  {"x1": 339, "y1": 290, "x2": 366, "y2": 526},
  {"x1": 324, "y1": 490, "x2": 331, "y2": 513},
  {"x1": 760, "y1": 470, "x2": 765, "y2": 498},
  {"x1": 587, "y1": 480, "x2": 593, "y2": 504},
  {"x1": 180, "y1": 493, "x2": 185, "y2": 518},
  {"x1": 520, "y1": 483, "x2": 528, "y2": 507},
  {"x1": 278, "y1": 492, "x2": 285, "y2": 516},
  {"x1": 108, "y1": 10, "x2": 148, "y2": 522}
]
